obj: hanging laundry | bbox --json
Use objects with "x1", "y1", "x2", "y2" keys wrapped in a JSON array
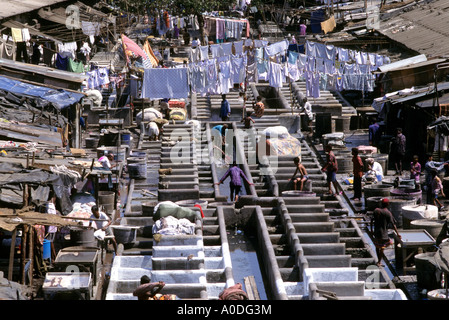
[
  {"x1": 22, "y1": 29, "x2": 31, "y2": 42},
  {"x1": 221, "y1": 42, "x2": 233, "y2": 56},
  {"x1": 11, "y1": 28, "x2": 22, "y2": 42},
  {"x1": 231, "y1": 54, "x2": 246, "y2": 84},
  {"x1": 264, "y1": 39, "x2": 289, "y2": 57},
  {"x1": 143, "y1": 39, "x2": 159, "y2": 67},
  {"x1": 58, "y1": 42, "x2": 77, "y2": 59},
  {"x1": 233, "y1": 41, "x2": 244, "y2": 55},
  {"x1": 216, "y1": 19, "x2": 226, "y2": 41},
  {"x1": 81, "y1": 21, "x2": 101, "y2": 37},
  {"x1": 268, "y1": 62, "x2": 284, "y2": 88},
  {"x1": 255, "y1": 47, "x2": 268, "y2": 81},
  {"x1": 210, "y1": 44, "x2": 224, "y2": 58},
  {"x1": 246, "y1": 62, "x2": 258, "y2": 83},
  {"x1": 219, "y1": 59, "x2": 232, "y2": 94},
  {"x1": 121, "y1": 34, "x2": 152, "y2": 69},
  {"x1": 67, "y1": 58, "x2": 84, "y2": 73},
  {"x1": 199, "y1": 46, "x2": 209, "y2": 61},
  {"x1": 143, "y1": 67, "x2": 190, "y2": 99},
  {"x1": 206, "y1": 59, "x2": 219, "y2": 95},
  {"x1": 188, "y1": 47, "x2": 200, "y2": 62},
  {"x1": 337, "y1": 47, "x2": 349, "y2": 62},
  {"x1": 55, "y1": 53, "x2": 68, "y2": 71}
]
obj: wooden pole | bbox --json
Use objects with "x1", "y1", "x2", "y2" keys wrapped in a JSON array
[
  {"x1": 21, "y1": 225, "x2": 27, "y2": 284},
  {"x1": 28, "y1": 226, "x2": 34, "y2": 287},
  {"x1": 7, "y1": 227, "x2": 17, "y2": 281}
]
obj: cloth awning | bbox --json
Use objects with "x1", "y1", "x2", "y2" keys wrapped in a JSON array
[{"x1": 0, "y1": 76, "x2": 84, "y2": 110}]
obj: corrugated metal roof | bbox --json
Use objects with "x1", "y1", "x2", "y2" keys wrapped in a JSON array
[
  {"x1": 377, "y1": 0, "x2": 449, "y2": 58},
  {"x1": 0, "y1": 0, "x2": 68, "y2": 20}
]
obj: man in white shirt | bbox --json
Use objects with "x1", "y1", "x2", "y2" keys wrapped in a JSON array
[
  {"x1": 302, "y1": 97, "x2": 314, "y2": 136},
  {"x1": 89, "y1": 205, "x2": 117, "y2": 253},
  {"x1": 98, "y1": 153, "x2": 115, "y2": 170}
]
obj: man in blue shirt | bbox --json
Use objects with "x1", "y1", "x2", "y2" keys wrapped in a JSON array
[
  {"x1": 368, "y1": 119, "x2": 381, "y2": 148},
  {"x1": 216, "y1": 163, "x2": 254, "y2": 202},
  {"x1": 220, "y1": 94, "x2": 231, "y2": 121}
]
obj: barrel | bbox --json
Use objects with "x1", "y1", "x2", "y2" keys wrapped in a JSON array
[
  {"x1": 69, "y1": 227, "x2": 97, "y2": 247},
  {"x1": 98, "y1": 191, "x2": 115, "y2": 214},
  {"x1": 414, "y1": 252, "x2": 440, "y2": 290},
  {"x1": 410, "y1": 219, "x2": 446, "y2": 240},
  {"x1": 142, "y1": 201, "x2": 158, "y2": 216},
  {"x1": 121, "y1": 130, "x2": 132, "y2": 146},
  {"x1": 334, "y1": 116, "x2": 351, "y2": 133},
  {"x1": 387, "y1": 197, "x2": 418, "y2": 228},
  {"x1": 127, "y1": 157, "x2": 147, "y2": 165},
  {"x1": 390, "y1": 188, "x2": 422, "y2": 204},
  {"x1": 85, "y1": 137, "x2": 99, "y2": 149},
  {"x1": 101, "y1": 132, "x2": 120, "y2": 146},
  {"x1": 43, "y1": 239, "x2": 51, "y2": 262},
  {"x1": 281, "y1": 190, "x2": 317, "y2": 197},
  {"x1": 315, "y1": 113, "x2": 332, "y2": 137},
  {"x1": 336, "y1": 156, "x2": 352, "y2": 174},
  {"x1": 402, "y1": 205, "x2": 439, "y2": 229},
  {"x1": 128, "y1": 162, "x2": 147, "y2": 179},
  {"x1": 363, "y1": 184, "x2": 393, "y2": 206}
]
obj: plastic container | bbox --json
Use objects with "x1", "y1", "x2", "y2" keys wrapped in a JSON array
[{"x1": 43, "y1": 239, "x2": 51, "y2": 262}]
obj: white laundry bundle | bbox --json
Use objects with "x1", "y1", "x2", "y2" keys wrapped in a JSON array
[{"x1": 152, "y1": 216, "x2": 196, "y2": 235}]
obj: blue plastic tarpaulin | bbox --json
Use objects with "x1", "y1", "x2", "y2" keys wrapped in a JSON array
[{"x1": 0, "y1": 76, "x2": 84, "y2": 110}]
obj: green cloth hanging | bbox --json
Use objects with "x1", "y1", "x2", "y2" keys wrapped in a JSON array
[{"x1": 67, "y1": 58, "x2": 85, "y2": 73}]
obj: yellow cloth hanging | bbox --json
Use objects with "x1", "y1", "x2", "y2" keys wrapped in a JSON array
[{"x1": 11, "y1": 28, "x2": 22, "y2": 42}]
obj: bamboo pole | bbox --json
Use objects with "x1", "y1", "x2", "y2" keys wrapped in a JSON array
[
  {"x1": 28, "y1": 226, "x2": 34, "y2": 287},
  {"x1": 7, "y1": 227, "x2": 17, "y2": 281}
]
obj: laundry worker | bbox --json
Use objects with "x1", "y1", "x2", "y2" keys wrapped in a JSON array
[
  {"x1": 410, "y1": 155, "x2": 421, "y2": 185},
  {"x1": 431, "y1": 169, "x2": 445, "y2": 210},
  {"x1": 364, "y1": 157, "x2": 384, "y2": 183},
  {"x1": 368, "y1": 118, "x2": 382, "y2": 148},
  {"x1": 241, "y1": 112, "x2": 255, "y2": 129},
  {"x1": 253, "y1": 96, "x2": 265, "y2": 118},
  {"x1": 301, "y1": 97, "x2": 314, "y2": 136},
  {"x1": 424, "y1": 153, "x2": 448, "y2": 204},
  {"x1": 216, "y1": 163, "x2": 254, "y2": 202},
  {"x1": 390, "y1": 127, "x2": 406, "y2": 176},
  {"x1": 98, "y1": 153, "x2": 116, "y2": 170},
  {"x1": 89, "y1": 205, "x2": 117, "y2": 253},
  {"x1": 288, "y1": 156, "x2": 308, "y2": 191},
  {"x1": 370, "y1": 198, "x2": 401, "y2": 267},
  {"x1": 220, "y1": 94, "x2": 231, "y2": 121},
  {"x1": 212, "y1": 124, "x2": 229, "y2": 160},
  {"x1": 321, "y1": 145, "x2": 340, "y2": 195},
  {"x1": 351, "y1": 147, "x2": 363, "y2": 201},
  {"x1": 147, "y1": 121, "x2": 160, "y2": 141}
]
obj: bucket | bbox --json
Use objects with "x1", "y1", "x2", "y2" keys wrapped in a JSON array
[
  {"x1": 111, "y1": 226, "x2": 137, "y2": 246},
  {"x1": 43, "y1": 239, "x2": 51, "y2": 261},
  {"x1": 388, "y1": 197, "x2": 417, "y2": 228},
  {"x1": 175, "y1": 199, "x2": 208, "y2": 211},
  {"x1": 410, "y1": 219, "x2": 446, "y2": 240},
  {"x1": 281, "y1": 190, "x2": 317, "y2": 197},
  {"x1": 69, "y1": 227, "x2": 97, "y2": 247},
  {"x1": 128, "y1": 162, "x2": 147, "y2": 179},
  {"x1": 98, "y1": 191, "x2": 115, "y2": 214},
  {"x1": 427, "y1": 289, "x2": 449, "y2": 300},
  {"x1": 142, "y1": 201, "x2": 158, "y2": 216},
  {"x1": 85, "y1": 138, "x2": 99, "y2": 149},
  {"x1": 414, "y1": 252, "x2": 440, "y2": 290}
]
